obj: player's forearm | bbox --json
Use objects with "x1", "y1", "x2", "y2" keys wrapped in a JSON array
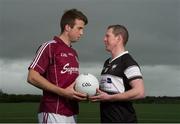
[
  {"x1": 111, "y1": 87, "x2": 145, "y2": 101},
  {"x1": 27, "y1": 69, "x2": 64, "y2": 96}
]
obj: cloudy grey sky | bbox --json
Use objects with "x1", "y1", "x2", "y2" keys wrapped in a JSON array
[{"x1": 0, "y1": 0, "x2": 180, "y2": 96}]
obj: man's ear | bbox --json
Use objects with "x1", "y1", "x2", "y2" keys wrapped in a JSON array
[
  {"x1": 117, "y1": 35, "x2": 124, "y2": 45},
  {"x1": 117, "y1": 34, "x2": 123, "y2": 41},
  {"x1": 64, "y1": 24, "x2": 71, "y2": 32}
]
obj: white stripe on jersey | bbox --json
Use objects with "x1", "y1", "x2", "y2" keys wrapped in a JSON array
[
  {"x1": 30, "y1": 42, "x2": 48, "y2": 69},
  {"x1": 30, "y1": 41, "x2": 56, "y2": 69},
  {"x1": 100, "y1": 74, "x2": 125, "y2": 93},
  {"x1": 124, "y1": 65, "x2": 142, "y2": 79}
]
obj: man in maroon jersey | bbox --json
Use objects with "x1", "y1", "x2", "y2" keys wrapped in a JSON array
[{"x1": 27, "y1": 9, "x2": 88, "y2": 123}]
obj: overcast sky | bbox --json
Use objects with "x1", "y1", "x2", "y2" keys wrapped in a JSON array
[{"x1": 0, "y1": 0, "x2": 180, "y2": 96}]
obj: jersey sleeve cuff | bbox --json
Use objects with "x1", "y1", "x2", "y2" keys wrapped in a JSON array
[{"x1": 28, "y1": 64, "x2": 45, "y2": 74}]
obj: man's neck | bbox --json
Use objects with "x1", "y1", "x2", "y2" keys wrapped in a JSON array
[
  {"x1": 111, "y1": 47, "x2": 125, "y2": 59},
  {"x1": 59, "y1": 33, "x2": 71, "y2": 47}
]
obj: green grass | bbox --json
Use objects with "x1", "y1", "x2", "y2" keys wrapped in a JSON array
[
  {"x1": 134, "y1": 104, "x2": 180, "y2": 123},
  {"x1": 0, "y1": 103, "x2": 38, "y2": 123},
  {"x1": 0, "y1": 102, "x2": 180, "y2": 123}
]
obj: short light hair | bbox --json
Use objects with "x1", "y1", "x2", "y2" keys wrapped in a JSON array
[{"x1": 108, "y1": 24, "x2": 129, "y2": 45}]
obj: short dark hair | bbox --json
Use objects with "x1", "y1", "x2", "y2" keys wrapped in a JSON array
[
  {"x1": 60, "y1": 9, "x2": 88, "y2": 33},
  {"x1": 108, "y1": 24, "x2": 129, "y2": 45}
]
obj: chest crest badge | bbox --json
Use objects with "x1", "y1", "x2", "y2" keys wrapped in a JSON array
[{"x1": 112, "y1": 64, "x2": 117, "y2": 70}]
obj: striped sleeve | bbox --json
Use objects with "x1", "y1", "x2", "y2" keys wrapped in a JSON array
[
  {"x1": 124, "y1": 65, "x2": 142, "y2": 81},
  {"x1": 122, "y1": 54, "x2": 143, "y2": 82},
  {"x1": 29, "y1": 42, "x2": 51, "y2": 74}
]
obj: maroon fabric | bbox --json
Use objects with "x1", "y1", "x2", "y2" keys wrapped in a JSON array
[{"x1": 29, "y1": 36, "x2": 79, "y2": 116}]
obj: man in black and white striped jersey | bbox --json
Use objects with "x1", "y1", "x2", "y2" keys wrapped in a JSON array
[{"x1": 90, "y1": 24, "x2": 145, "y2": 123}]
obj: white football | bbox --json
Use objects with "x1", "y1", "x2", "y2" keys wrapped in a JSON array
[{"x1": 75, "y1": 73, "x2": 99, "y2": 96}]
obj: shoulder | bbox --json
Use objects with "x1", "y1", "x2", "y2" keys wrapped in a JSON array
[
  {"x1": 38, "y1": 40, "x2": 57, "y2": 49},
  {"x1": 122, "y1": 53, "x2": 139, "y2": 67},
  {"x1": 104, "y1": 58, "x2": 111, "y2": 65},
  {"x1": 45, "y1": 40, "x2": 57, "y2": 48},
  {"x1": 122, "y1": 53, "x2": 143, "y2": 79},
  {"x1": 44, "y1": 40, "x2": 60, "y2": 54},
  {"x1": 41, "y1": 40, "x2": 57, "y2": 46},
  {"x1": 35, "y1": 40, "x2": 56, "y2": 54}
]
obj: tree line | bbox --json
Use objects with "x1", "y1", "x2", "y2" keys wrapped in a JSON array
[{"x1": 0, "y1": 90, "x2": 180, "y2": 103}]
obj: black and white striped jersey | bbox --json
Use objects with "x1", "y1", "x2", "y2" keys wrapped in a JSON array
[
  {"x1": 100, "y1": 51, "x2": 143, "y2": 93},
  {"x1": 100, "y1": 51, "x2": 143, "y2": 123}
]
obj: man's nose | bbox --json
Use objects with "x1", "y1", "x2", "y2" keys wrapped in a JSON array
[{"x1": 80, "y1": 30, "x2": 83, "y2": 35}]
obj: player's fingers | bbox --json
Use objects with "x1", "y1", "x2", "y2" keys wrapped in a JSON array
[
  {"x1": 97, "y1": 89, "x2": 103, "y2": 94},
  {"x1": 73, "y1": 95, "x2": 87, "y2": 101},
  {"x1": 90, "y1": 98, "x2": 100, "y2": 102},
  {"x1": 74, "y1": 91, "x2": 87, "y2": 97},
  {"x1": 89, "y1": 95, "x2": 100, "y2": 101}
]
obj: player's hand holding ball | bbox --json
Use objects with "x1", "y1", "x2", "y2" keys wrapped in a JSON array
[{"x1": 75, "y1": 73, "x2": 99, "y2": 96}]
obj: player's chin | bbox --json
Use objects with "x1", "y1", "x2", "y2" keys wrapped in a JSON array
[
  {"x1": 77, "y1": 36, "x2": 82, "y2": 40},
  {"x1": 105, "y1": 47, "x2": 110, "y2": 52},
  {"x1": 72, "y1": 38, "x2": 80, "y2": 43},
  {"x1": 71, "y1": 40, "x2": 78, "y2": 43}
]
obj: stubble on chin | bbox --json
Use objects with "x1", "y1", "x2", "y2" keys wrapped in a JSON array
[{"x1": 71, "y1": 40, "x2": 78, "y2": 43}]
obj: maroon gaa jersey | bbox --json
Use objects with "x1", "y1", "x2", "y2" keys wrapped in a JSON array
[{"x1": 29, "y1": 36, "x2": 79, "y2": 116}]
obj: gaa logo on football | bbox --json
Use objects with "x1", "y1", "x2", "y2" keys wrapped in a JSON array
[{"x1": 82, "y1": 82, "x2": 91, "y2": 87}]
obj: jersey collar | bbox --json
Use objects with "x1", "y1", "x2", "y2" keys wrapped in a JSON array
[
  {"x1": 109, "y1": 51, "x2": 129, "y2": 63},
  {"x1": 53, "y1": 36, "x2": 72, "y2": 47}
]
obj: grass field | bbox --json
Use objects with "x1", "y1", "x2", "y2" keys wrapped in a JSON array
[{"x1": 0, "y1": 102, "x2": 180, "y2": 123}]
